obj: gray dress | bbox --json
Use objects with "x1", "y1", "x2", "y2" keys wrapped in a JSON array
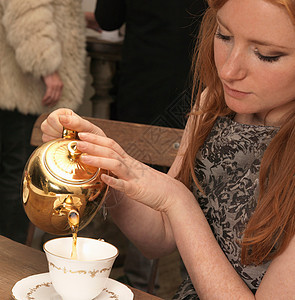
[{"x1": 173, "y1": 116, "x2": 279, "y2": 299}]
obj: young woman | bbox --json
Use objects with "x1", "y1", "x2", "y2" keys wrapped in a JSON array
[{"x1": 41, "y1": 0, "x2": 295, "y2": 298}]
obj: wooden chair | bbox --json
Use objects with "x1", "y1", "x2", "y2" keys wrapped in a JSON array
[{"x1": 26, "y1": 112, "x2": 184, "y2": 294}]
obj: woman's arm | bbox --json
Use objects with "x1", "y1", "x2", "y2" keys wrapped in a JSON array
[
  {"x1": 42, "y1": 110, "x2": 295, "y2": 298},
  {"x1": 41, "y1": 109, "x2": 180, "y2": 257},
  {"x1": 42, "y1": 104, "x2": 295, "y2": 297},
  {"x1": 255, "y1": 235, "x2": 295, "y2": 299},
  {"x1": 162, "y1": 107, "x2": 295, "y2": 298},
  {"x1": 42, "y1": 109, "x2": 295, "y2": 298},
  {"x1": 162, "y1": 179, "x2": 295, "y2": 299},
  {"x1": 165, "y1": 185, "x2": 255, "y2": 299}
]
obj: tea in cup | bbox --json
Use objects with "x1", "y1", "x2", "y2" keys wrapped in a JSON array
[{"x1": 43, "y1": 237, "x2": 118, "y2": 300}]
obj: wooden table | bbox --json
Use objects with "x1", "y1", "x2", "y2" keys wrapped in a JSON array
[{"x1": 0, "y1": 235, "x2": 162, "y2": 300}]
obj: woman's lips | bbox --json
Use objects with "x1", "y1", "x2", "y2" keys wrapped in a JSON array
[{"x1": 223, "y1": 83, "x2": 251, "y2": 99}]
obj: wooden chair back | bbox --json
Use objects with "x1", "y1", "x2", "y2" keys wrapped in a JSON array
[{"x1": 30, "y1": 113, "x2": 183, "y2": 167}]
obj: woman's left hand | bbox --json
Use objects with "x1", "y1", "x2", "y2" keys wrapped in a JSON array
[{"x1": 76, "y1": 131, "x2": 185, "y2": 212}]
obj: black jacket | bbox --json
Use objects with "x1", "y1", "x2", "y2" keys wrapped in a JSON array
[{"x1": 95, "y1": 0, "x2": 207, "y2": 128}]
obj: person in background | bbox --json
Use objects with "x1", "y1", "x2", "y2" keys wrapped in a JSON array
[
  {"x1": 85, "y1": 0, "x2": 208, "y2": 291},
  {"x1": 42, "y1": 0, "x2": 295, "y2": 298},
  {"x1": 0, "y1": 0, "x2": 86, "y2": 244},
  {"x1": 94, "y1": 0, "x2": 207, "y2": 129}
]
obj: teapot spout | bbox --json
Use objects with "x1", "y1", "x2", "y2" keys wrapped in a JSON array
[{"x1": 68, "y1": 209, "x2": 80, "y2": 231}]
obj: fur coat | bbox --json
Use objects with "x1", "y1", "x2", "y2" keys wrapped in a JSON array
[{"x1": 0, "y1": 0, "x2": 86, "y2": 115}]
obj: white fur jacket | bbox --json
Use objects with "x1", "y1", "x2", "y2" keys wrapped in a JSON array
[{"x1": 0, "y1": 0, "x2": 86, "y2": 115}]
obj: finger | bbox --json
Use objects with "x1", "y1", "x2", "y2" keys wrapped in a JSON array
[
  {"x1": 42, "y1": 89, "x2": 50, "y2": 104},
  {"x1": 59, "y1": 116, "x2": 106, "y2": 137},
  {"x1": 78, "y1": 132, "x2": 125, "y2": 156},
  {"x1": 42, "y1": 96, "x2": 50, "y2": 106},
  {"x1": 48, "y1": 89, "x2": 60, "y2": 107},
  {"x1": 41, "y1": 116, "x2": 63, "y2": 138},
  {"x1": 56, "y1": 85, "x2": 63, "y2": 100},
  {"x1": 100, "y1": 173, "x2": 127, "y2": 194},
  {"x1": 101, "y1": 174, "x2": 143, "y2": 203},
  {"x1": 80, "y1": 154, "x2": 131, "y2": 180},
  {"x1": 76, "y1": 141, "x2": 124, "y2": 167},
  {"x1": 46, "y1": 98, "x2": 56, "y2": 108},
  {"x1": 52, "y1": 83, "x2": 63, "y2": 106},
  {"x1": 42, "y1": 86, "x2": 53, "y2": 106},
  {"x1": 49, "y1": 98, "x2": 59, "y2": 107},
  {"x1": 42, "y1": 133, "x2": 58, "y2": 143},
  {"x1": 41, "y1": 109, "x2": 75, "y2": 140}
]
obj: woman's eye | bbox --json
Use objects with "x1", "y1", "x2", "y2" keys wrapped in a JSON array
[
  {"x1": 215, "y1": 31, "x2": 231, "y2": 42},
  {"x1": 254, "y1": 49, "x2": 281, "y2": 63}
]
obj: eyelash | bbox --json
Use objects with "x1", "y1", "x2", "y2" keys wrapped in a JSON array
[
  {"x1": 253, "y1": 49, "x2": 281, "y2": 63},
  {"x1": 215, "y1": 30, "x2": 282, "y2": 63},
  {"x1": 215, "y1": 31, "x2": 231, "y2": 42}
]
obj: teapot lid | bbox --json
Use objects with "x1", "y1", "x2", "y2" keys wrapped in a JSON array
[{"x1": 43, "y1": 130, "x2": 99, "y2": 185}]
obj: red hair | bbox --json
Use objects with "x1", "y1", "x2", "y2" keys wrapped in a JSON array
[{"x1": 178, "y1": 0, "x2": 295, "y2": 265}]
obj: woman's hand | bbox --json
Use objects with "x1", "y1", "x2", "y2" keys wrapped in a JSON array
[
  {"x1": 41, "y1": 109, "x2": 186, "y2": 212},
  {"x1": 42, "y1": 72, "x2": 63, "y2": 107},
  {"x1": 85, "y1": 12, "x2": 102, "y2": 32},
  {"x1": 76, "y1": 131, "x2": 187, "y2": 212},
  {"x1": 41, "y1": 108, "x2": 105, "y2": 142}
]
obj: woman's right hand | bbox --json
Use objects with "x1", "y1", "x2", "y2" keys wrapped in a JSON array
[
  {"x1": 42, "y1": 72, "x2": 63, "y2": 107},
  {"x1": 41, "y1": 108, "x2": 106, "y2": 142}
]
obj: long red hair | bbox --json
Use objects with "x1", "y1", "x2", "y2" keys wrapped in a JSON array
[{"x1": 178, "y1": 0, "x2": 295, "y2": 265}]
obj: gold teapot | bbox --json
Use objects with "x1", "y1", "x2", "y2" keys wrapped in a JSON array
[{"x1": 22, "y1": 129, "x2": 109, "y2": 235}]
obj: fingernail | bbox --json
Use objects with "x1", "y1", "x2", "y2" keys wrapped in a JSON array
[
  {"x1": 78, "y1": 132, "x2": 86, "y2": 138},
  {"x1": 80, "y1": 154, "x2": 90, "y2": 163}
]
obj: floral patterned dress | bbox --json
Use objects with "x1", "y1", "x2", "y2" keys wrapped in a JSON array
[{"x1": 173, "y1": 116, "x2": 279, "y2": 300}]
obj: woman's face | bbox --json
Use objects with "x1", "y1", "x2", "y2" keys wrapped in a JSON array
[{"x1": 214, "y1": 0, "x2": 295, "y2": 125}]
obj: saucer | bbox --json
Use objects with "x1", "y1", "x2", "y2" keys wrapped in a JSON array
[{"x1": 12, "y1": 273, "x2": 134, "y2": 300}]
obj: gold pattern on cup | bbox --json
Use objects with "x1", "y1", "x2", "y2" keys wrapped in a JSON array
[{"x1": 49, "y1": 262, "x2": 111, "y2": 277}]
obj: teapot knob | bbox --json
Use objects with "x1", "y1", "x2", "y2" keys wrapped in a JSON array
[
  {"x1": 62, "y1": 128, "x2": 78, "y2": 140},
  {"x1": 67, "y1": 141, "x2": 82, "y2": 161}
]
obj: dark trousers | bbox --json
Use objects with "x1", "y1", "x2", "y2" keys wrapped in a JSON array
[{"x1": 0, "y1": 109, "x2": 38, "y2": 243}]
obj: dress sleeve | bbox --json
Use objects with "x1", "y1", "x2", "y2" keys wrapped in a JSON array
[
  {"x1": 2, "y1": 0, "x2": 62, "y2": 78},
  {"x1": 95, "y1": 0, "x2": 126, "y2": 31}
]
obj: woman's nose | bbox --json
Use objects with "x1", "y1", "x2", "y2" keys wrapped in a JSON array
[{"x1": 219, "y1": 47, "x2": 247, "y2": 82}]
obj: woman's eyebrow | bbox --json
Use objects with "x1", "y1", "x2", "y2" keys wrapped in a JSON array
[
  {"x1": 216, "y1": 15, "x2": 291, "y2": 50},
  {"x1": 249, "y1": 38, "x2": 290, "y2": 50},
  {"x1": 216, "y1": 15, "x2": 230, "y2": 31}
]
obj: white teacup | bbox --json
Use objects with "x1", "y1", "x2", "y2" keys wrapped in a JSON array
[{"x1": 43, "y1": 237, "x2": 119, "y2": 300}]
